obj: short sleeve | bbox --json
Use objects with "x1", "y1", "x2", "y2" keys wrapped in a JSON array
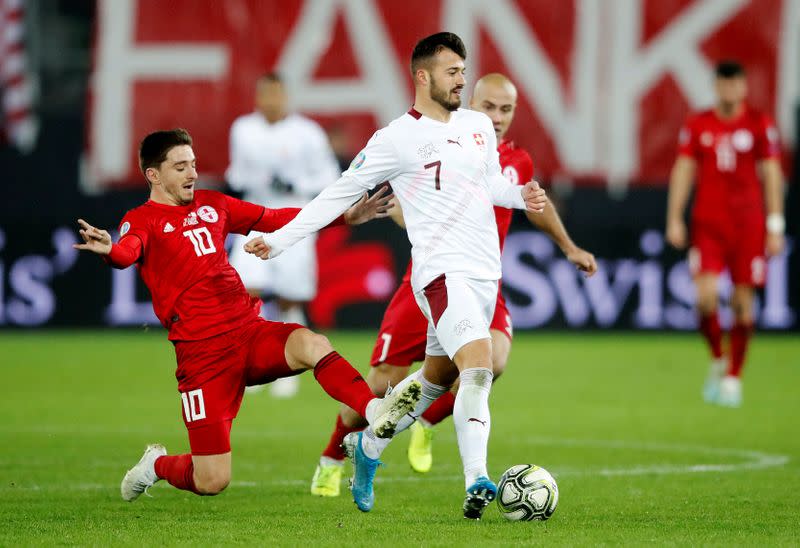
[
  {"x1": 756, "y1": 114, "x2": 781, "y2": 160},
  {"x1": 223, "y1": 193, "x2": 267, "y2": 235},
  {"x1": 677, "y1": 117, "x2": 699, "y2": 160},
  {"x1": 118, "y1": 211, "x2": 149, "y2": 251},
  {"x1": 340, "y1": 129, "x2": 402, "y2": 190}
]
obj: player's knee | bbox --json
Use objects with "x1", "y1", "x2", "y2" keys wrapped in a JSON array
[
  {"x1": 297, "y1": 330, "x2": 334, "y2": 369},
  {"x1": 491, "y1": 356, "x2": 507, "y2": 379},
  {"x1": 194, "y1": 469, "x2": 230, "y2": 495},
  {"x1": 696, "y1": 294, "x2": 717, "y2": 315}
]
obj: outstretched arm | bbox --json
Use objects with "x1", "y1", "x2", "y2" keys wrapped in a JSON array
[
  {"x1": 246, "y1": 129, "x2": 401, "y2": 259},
  {"x1": 73, "y1": 219, "x2": 142, "y2": 268},
  {"x1": 525, "y1": 199, "x2": 597, "y2": 276}
]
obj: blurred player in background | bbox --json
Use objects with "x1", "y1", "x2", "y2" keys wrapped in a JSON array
[
  {"x1": 666, "y1": 60, "x2": 785, "y2": 407},
  {"x1": 309, "y1": 73, "x2": 596, "y2": 495},
  {"x1": 226, "y1": 73, "x2": 341, "y2": 398},
  {"x1": 73, "y1": 129, "x2": 419, "y2": 504},
  {"x1": 246, "y1": 32, "x2": 554, "y2": 518}
]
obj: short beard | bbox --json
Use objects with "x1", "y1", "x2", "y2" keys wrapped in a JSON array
[{"x1": 430, "y1": 76, "x2": 461, "y2": 112}]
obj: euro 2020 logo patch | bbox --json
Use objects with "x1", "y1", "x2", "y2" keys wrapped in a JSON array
[{"x1": 350, "y1": 151, "x2": 366, "y2": 170}]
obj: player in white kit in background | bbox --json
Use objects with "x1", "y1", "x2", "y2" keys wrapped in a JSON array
[
  {"x1": 244, "y1": 33, "x2": 548, "y2": 519},
  {"x1": 226, "y1": 73, "x2": 341, "y2": 398}
]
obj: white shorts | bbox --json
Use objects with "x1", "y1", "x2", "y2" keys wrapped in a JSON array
[
  {"x1": 414, "y1": 275, "x2": 498, "y2": 359},
  {"x1": 228, "y1": 233, "x2": 318, "y2": 301}
]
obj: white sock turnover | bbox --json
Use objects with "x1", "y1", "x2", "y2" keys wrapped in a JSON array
[{"x1": 453, "y1": 367, "x2": 493, "y2": 489}]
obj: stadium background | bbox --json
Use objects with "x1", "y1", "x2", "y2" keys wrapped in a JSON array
[{"x1": 1, "y1": 0, "x2": 798, "y2": 332}]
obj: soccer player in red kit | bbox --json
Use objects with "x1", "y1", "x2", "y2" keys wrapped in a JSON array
[
  {"x1": 310, "y1": 74, "x2": 597, "y2": 495},
  {"x1": 666, "y1": 61, "x2": 785, "y2": 407},
  {"x1": 73, "y1": 129, "x2": 421, "y2": 501}
]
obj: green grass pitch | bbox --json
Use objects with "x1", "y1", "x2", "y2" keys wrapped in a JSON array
[{"x1": 1, "y1": 331, "x2": 798, "y2": 545}]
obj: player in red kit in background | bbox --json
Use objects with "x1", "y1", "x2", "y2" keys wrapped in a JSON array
[
  {"x1": 666, "y1": 61, "x2": 785, "y2": 407},
  {"x1": 310, "y1": 74, "x2": 597, "y2": 495},
  {"x1": 73, "y1": 128, "x2": 421, "y2": 502}
]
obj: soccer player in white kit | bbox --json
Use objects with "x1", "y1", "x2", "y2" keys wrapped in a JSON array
[
  {"x1": 227, "y1": 73, "x2": 341, "y2": 397},
  {"x1": 245, "y1": 33, "x2": 547, "y2": 519}
]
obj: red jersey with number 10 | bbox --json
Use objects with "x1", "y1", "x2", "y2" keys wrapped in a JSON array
[
  {"x1": 677, "y1": 105, "x2": 780, "y2": 228},
  {"x1": 111, "y1": 190, "x2": 300, "y2": 342}
]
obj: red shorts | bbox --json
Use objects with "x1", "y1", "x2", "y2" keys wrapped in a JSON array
[
  {"x1": 689, "y1": 222, "x2": 766, "y2": 287},
  {"x1": 370, "y1": 280, "x2": 512, "y2": 367},
  {"x1": 173, "y1": 318, "x2": 303, "y2": 455}
]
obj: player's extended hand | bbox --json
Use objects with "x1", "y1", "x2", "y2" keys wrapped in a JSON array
[
  {"x1": 73, "y1": 219, "x2": 112, "y2": 255},
  {"x1": 665, "y1": 218, "x2": 688, "y2": 249},
  {"x1": 566, "y1": 246, "x2": 598, "y2": 277},
  {"x1": 766, "y1": 233, "x2": 785, "y2": 257},
  {"x1": 522, "y1": 181, "x2": 547, "y2": 214},
  {"x1": 244, "y1": 236, "x2": 273, "y2": 260},
  {"x1": 344, "y1": 184, "x2": 395, "y2": 225}
]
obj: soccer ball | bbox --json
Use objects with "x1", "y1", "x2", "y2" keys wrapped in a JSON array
[{"x1": 497, "y1": 464, "x2": 559, "y2": 521}]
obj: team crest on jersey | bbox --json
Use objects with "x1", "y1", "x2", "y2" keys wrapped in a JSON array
[
  {"x1": 473, "y1": 133, "x2": 485, "y2": 148},
  {"x1": 502, "y1": 166, "x2": 519, "y2": 185},
  {"x1": 417, "y1": 142, "x2": 439, "y2": 160},
  {"x1": 197, "y1": 205, "x2": 219, "y2": 223},
  {"x1": 183, "y1": 212, "x2": 199, "y2": 227},
  {"x1": 732, "y1": 129, "x2": 753, "y2": 152},
  {"x1": 700, "y1": 132, "x2": 713, "y2": 147},
  {"x1": 120, "y1": 222, "x2": 130, "y2": 236}
]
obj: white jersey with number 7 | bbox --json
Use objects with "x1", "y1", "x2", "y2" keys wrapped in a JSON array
[{"x1": 262, "y1": 107, "x2": 527, "y2": 292}]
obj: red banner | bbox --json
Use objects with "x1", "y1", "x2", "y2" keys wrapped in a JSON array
[{"x1": 87, "y1": 0, "x2": 793, "y2": 190}]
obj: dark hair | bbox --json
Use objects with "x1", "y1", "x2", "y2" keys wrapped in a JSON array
[
  {"x1": 410, "y1": 32, "x2": 466, "y2": 74},
  {"x1": 715, "y1": 60, "x2": 745, "y2": 79},
  {"x1": 139, "y1": 128, "x2": 192, "y2": 175}
]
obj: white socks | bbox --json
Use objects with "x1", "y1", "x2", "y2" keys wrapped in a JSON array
[
  {"x1": 361, "y1": 369, "x2": 448, "y2": 459},
  {"x1": 454, "y1": 367, "x2": 493, "y2": 488}
]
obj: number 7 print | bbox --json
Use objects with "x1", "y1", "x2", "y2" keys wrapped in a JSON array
[{"x1": 425, "y1": 160, "x2": 442, "y2": 190}]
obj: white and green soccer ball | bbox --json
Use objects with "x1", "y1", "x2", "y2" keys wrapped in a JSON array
[{"x1": 497, "y1": 464, "x2": 559, "y2": 521}]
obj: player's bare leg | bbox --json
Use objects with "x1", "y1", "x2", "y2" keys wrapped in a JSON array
[
  {"x1": 312, "y1": 364, "x2": 410, "y2": 497},
  {"x1": 122, "y1": 448, "x2": 232, "y2": 500},
  {"x1": 409, "y1": 329, "x2": 509, "y2": 473},
  {"x1": 719, "y1": 284, "x2": 755, "y2": 407},
  {"x1": 695, "y1": 273, "x2": 726, "y2": 402}
]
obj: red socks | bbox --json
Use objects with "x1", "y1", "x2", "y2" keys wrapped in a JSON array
[
  {"x1": 421, "y1": 391, "x2": 456, "y2": 426},
  {"x1": 154, "y1": 454, "x2": 200, "y2": 494},
  {"x1": 728, "y1": 322, "x2": 753, "y2": 377},
  {"x1": 321, "y1": 415, "x2": 361, "y2": 461},
  {"x1": 313, "y1": 352, "x2": 374, "y2": 418},
  {"x1": 699, "y1": 312, "x2": 723, "y2": 359}
]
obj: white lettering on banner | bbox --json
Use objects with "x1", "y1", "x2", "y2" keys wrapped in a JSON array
[
  {"x1": 607, "y1": 0, "x2": 746, "y2": 186},
  {"x1": 276, "y1": 0, "x2": 407, "y2": 125},
  {"x1": 444, "y1": 0, "x2": 598, "y2": 172},
  {"x1": 0, "y1": 226, "x2": 76, "y2": 326},
  {"x1": 87, "y1": 0, "x2": 229, "y2": 188},
  {"x1": 501, "y1": 230, "x2": 795, "y2": 330},
  {"x1": 106, "y1": 266, "x2": 159, "y2": 326}
]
